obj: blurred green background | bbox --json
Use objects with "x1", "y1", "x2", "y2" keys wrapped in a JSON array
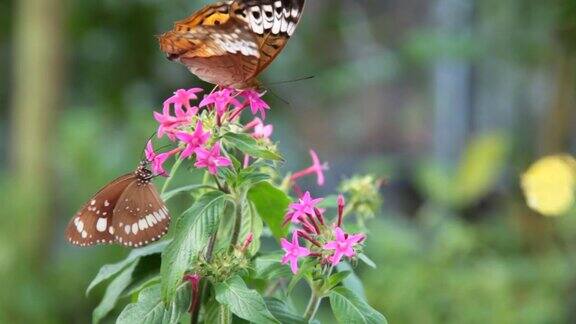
[{"x1": 1, "y1": 0, "x2": 576, "y2": 323}]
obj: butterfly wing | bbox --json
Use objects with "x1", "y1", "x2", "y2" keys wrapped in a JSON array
[
  {"x1": 66, "y1": 174, "x2": 135, "y2": 246},
  {"x1": 159, "y1": 0, "x2": 305, "y2": 88},
  {"x1": 111, "y1": 182, "x2": 170, "y2": 247},
  {"x1": 159, "y1": 2, "x2": 261, "y2": 88},
  {"x1": 234, "y1": 0, "x2": 306, "y2": 79}
]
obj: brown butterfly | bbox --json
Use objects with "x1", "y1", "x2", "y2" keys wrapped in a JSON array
[
  {"x1": 65, "y1": 161, "x2": 170, "y2": 248},
  {"x1": 158, "y1": 0, "x2": 306, "y2": 89}
]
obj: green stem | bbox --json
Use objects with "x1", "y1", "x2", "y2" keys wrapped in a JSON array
[
  {"x1": 229, "y1": 194, "x2": 243, "y2": 251},
  {"x1": 303, "y1": 288, "x2": 324, "y2": 321},
  {"x1": 161, "y1": 157, "x2": 184, "y2": 194},
  {"x1": 219, "y1": 304, "x2": 232, "y2": 324},
  {"x1": 205, "y1": 232, "x2": 218, "y2": 263},
  {"x1": 191, "y1": 231, "x2": 219, "y2": 324}
]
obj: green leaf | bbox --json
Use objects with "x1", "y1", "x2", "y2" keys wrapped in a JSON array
[
  {"x1": 358, "y1": 253, "x2": 377, "y2": 269},
  {"x1": 223, "y1": 133, "x2": 283, "y2": 161},
  {"x1": 329, "y1": 287, "x2": 386, "y2": 324},
  {"x1": 237, "y1": 171, "x2": 271, "y2": 190},
  {"x1": 326, "y1": 271, "x2": 351, "y2": 290},
  {"x1": 287, "y1": 259, "x2": 316, "y2": 293},
  {"x1": 248, "y1": 182, "x2": 290, "y2": 240},
  {"x1": 215, "y1": 276, "x2": 279, "y2": 324},
  {"x1": 239, "y1": 199, "x2": 264, "y2": 254},
  {"x1": 337, "y1": 263, "x2": 366, "y2": 300},
  {"x1": 93, "y1": 260, "x2": 138, "y2": 324},
  {"x1": 254, "y1": 253, "x2": 292, "y2": 280},
  {"x1": 122, "y1": 254, "x2": 162, "y2": 298},
  {"x1": 87, "y1": 240, "x2": 170, "y2": 295},
  {"x1": 205, "y1": 300, "x2": 232, "y2": 324},
  {"x1": 161, "y1": 184, "x2": 213, "y2": 201},
  {"x1": 117, "y1": 283, "x2": 190, "y2": 324},
  {"x1": 264, "y1": 297, "x2": 307, "y2": 324},
  {"x1": 123, "y1": 276, "x2": 160, "y2": 298},
  {"x1": 452, "y1": 133, "x2": 508, "y2": 206},
  {"x1": 161, "y1": 191, "x2": 228, "y2": 301}
]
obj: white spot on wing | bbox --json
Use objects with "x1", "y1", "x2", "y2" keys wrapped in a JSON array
[
  {"x1": 146, "y1": 215, "x2": 155, "y2": 226},
  {"x1": 263, "y1": 5, "x2": 274, "y2": 30},
  {"x1": 139, "y1": 219, "x2": 148, "y2": 230},
  {"x1": 249, "y1": 6, "x2": 264, "y2": 34},
  {"x1": 96, "y1": 218, "x2": 107, "y2": 232},
  {"x1": 132, "y1": 223, "x2": 139, "y2": 235},
  {"x1": 76, "y1": 220, "x2": 84, "y2": 233}
]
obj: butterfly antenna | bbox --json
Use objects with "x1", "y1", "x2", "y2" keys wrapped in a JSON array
[
  {"x1": 140, "y1": 132, "x2": 157, "y2": 161},
  {"x1": 262, "y1": 86, "x2": 290, "y2": 106},
  {"x1": 261, "y1": 75, "x2": 315, "y2": 106},
  {"x1": 268, "y1": 75, "x2": 315, "y2": 86}
]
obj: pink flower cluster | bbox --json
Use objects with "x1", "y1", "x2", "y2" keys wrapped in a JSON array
[
  {"x1": 280, "y1": 192, "x2": 365, "y2": 273},
  {"x1": 146, "y1": 87, "x2": 271, "y2": 176}
]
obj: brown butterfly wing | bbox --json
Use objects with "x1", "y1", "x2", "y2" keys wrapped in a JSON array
[
  {"x1": 111, "y1": 182, "x2": 170, "y2": 248},
  {"x1": 159, "y1": 0, "x2": 305, "y2": 88},
  {"x1": 159, "y1": 2, "x2": 261, "y2": 88},
  {"x1": 234, "y1": 0, "x2": 306, "y2": 80},
  {"x1": 65, "y1": 174, "x2": 135, "y2": 246}
]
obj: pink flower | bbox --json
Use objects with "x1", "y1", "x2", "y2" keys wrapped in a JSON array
[
  {"x1": 199, "y1": 88, "x2": 242, "y2": 116},
  {"x1": 145, "y1": 140, "x2": 156, "y2": 162},
  {"x1": 194, "y1": 142, "x2": 232, "y2": 175},
  {"x1": 241, "y1": 90, "x2": 270, "y2": 119},
  {"x1": 323, "y1": 227, "x2": 364, "y2": 266},
  {"x1": 244, "y1": 118, "x2": 273, "y2": 140},
  {"x1": 164, "y1": 88, "x2": 203, "y2": 113},
  {"x1": 290, "y1": 150, "x2": 329, "y2": 186},
  {"x1": 253, "y1": 120, "x2": 273, "y2": 139},
  {"x1": 151, "y1": 148, "x2": 180, "y2": 176},
  {"x1": 154, "y1": 97, "x2": 199, "y2": 141},
  {"x1": 285, "y1": 191, "x2": 323, "y2": 224},
  {"x1": 176, "y1": 121, "x2": 211, "y2": 159},
  {"x1": 281, "y1": 231, "x2": 311, "y2": 274}
]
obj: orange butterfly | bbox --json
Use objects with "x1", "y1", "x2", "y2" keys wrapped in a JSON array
[{"x1": 159, "y1": 0, "x2": 306, "y2": 89}]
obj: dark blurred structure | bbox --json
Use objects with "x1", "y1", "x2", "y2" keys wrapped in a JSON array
[{"x1": 1, "y1": 0, "x2": 575, "y2": 322}]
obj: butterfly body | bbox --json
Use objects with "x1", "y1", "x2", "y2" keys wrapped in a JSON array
[
  {"x1": 159, "y1": 0, "x2": 305, "y2": 89},
  {"x1": 66, "y1": 162, "x2": 170, "y2": 248}
]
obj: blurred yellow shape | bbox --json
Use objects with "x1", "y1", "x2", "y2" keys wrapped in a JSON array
[{"x1": 521, "y1": 155, "x2": 576, "y2": 216}]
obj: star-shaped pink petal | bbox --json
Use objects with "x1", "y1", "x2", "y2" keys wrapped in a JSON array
[
  {"x1": 285, "y1": 191, "x2": 323, "y2": 223},
  {"x1": 241, "y1": 90, "x2": 270, "y2": 119},
  {"x1": 323, "y1": 227, "x2": 364, "y2": 266},
  {"x1": 194, "y1": 142, "x2": 232, "y2": 175},
  {"x1": 199, "y1": 88, "x2": 242, "y2": 116},
  {"x1": 290, "y1": 150, "x2": 329, "y2": 186},
  {"x1": 281, "y1": 231, "x2": 311, "y2": 274},
  {"x1": 176, "y1": 121, "x2": 211, "y2": 159}
]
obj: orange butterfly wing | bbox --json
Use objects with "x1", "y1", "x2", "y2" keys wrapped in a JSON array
[{"x1": 159, "y1": 0, "x2": 305, "y2": 89}]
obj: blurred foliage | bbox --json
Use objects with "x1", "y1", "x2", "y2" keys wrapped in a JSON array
[
  {"x1": 417, "y1": 133, "x2": 509, "y2": 209},
  {"x1": 1, "y1": 0, "x2": 576, "y2": 322}
]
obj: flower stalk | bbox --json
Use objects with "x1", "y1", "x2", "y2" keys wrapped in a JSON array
[
  {"x1": 229, "y1": 194, "x2": 243, "y2": 251},
  {"x1": 303, "y1": 287, "x2": 324, "y2": 321}
]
